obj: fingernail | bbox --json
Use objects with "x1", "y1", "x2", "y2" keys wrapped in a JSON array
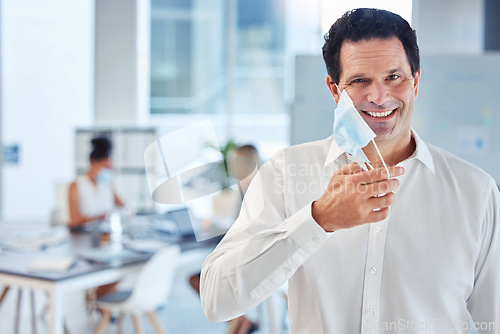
[{"x1": 395, "y1": 166, "x2": 405, "y2": 175}]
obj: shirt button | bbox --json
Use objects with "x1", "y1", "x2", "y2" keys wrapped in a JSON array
[
  {"x1": 366, "y1": 309, "x2": 375, "y2": 316},
  {"x1": 375, "y1": 226, "x2": 381, "y2": 233},
  {"x1": 283, "y1": 265, "x2": 291, "y2": 272},
  {"x1": 370, "y1": 267, "x2": 377, "y2": 274},
  {"x1": 312, "y1": 237, "x2": 320, "y2": 243}
]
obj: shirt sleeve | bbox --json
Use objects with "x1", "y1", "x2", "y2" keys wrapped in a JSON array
[
  {"x1": 200, "y1": 149, "x2": 329, "y2": 322},
  {"x1": 467, "y1": 178, "x2": 500, "y2": 333}
]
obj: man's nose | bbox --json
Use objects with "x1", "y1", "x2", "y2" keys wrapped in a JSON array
[{"x1": 365, "y1": 82, "x2": 390, "y2": 106}]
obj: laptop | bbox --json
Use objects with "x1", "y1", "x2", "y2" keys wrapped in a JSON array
[
  {"x1": 153, "y1": 207, "x2": 225, "y2": 241},
  {"x1": 78, "y1": 246, "x2": 142, "y2": 264},
  {"x1": 165, "y1": 207, "x2": 197, "y2": 238}
]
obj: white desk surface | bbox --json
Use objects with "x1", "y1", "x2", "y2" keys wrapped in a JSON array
[{"x1": 0, "y1": 222, "x2": 221, "y2": 334}]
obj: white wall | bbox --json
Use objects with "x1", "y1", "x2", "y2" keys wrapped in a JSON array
[
  {"x1": 94, "y1": 0, "x2": 150, "y2": 125},
  {"x1": 284, "y1": 0, "x2": 324, "y2": 104},
  {"x1": 1, "y1": 0, "x2": 94, "y2": 222},
  {"x1": 413, "y1": 0, "x2": 484, "y2": 54}
]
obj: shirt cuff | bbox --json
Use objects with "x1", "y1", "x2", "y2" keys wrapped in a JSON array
[{"x1": 288, "y1": 202, "x2": 329, "y2": 250}]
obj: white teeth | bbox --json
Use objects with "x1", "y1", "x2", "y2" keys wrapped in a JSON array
[{"x1": 365, "y1": 109, "x2": 395, "y2": 117}]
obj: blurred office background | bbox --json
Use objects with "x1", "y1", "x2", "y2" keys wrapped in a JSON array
[
  {"x1": 2, "y1": 0, "x2": 500, "y2": 222},
  {"x1": 0, "y1": 0, "x2": 499, "y2": 333}
]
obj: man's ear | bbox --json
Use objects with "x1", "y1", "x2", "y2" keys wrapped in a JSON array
[
  {"x1": 326, "y1": 75, "x2": 341, "y2": 104},
  {"x1": 413, "y1": 67, "x2": 421, "y2": 98}
]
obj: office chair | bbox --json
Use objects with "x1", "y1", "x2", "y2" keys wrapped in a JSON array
[
  {"x1": 93, "y1": 244, "x2": 181, "y2": 334},
  {"x1": 49, "y1": 182, "x2": 70, "y2": 227}
]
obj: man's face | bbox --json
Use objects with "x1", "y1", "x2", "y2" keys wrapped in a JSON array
[{"x1": 328, "y1": 37, "x2": 420, "y2": 146}]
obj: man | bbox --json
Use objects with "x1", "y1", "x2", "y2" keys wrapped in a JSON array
[{"x1": 201, "y1": 8, "x2": 500, "y2": 333}]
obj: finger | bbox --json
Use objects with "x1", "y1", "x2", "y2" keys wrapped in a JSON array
[
  {"x1": 366, "y1": 207, "x2": 390, "y2": 223},
  {"x1": 366, "y1": 192, "x2": 395, "y2": 211},
  {"x1": 334, "y1": 162, "x2": 363, "y2": 176},
  {"x1": 353, "y1": 166, "x2": 404, "y2": 184},
  {"x1": 361, "y1": 178, "x2": 400, "y2": 197}
]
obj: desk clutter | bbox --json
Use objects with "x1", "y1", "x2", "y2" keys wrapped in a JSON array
[
  {"x1": 0, "y1": 226, "x2": 69, "y2": 252},
  {"x1": 124, "y1": 239, "x2": 171, "y2": 253},
  {"x1": 0, "y1": 218, "x2": 216, "y2": 334},
  {"x1": 28, "y1": 256, "x2": 75, "y2": 272},
  {"x1": 78, "y1": 246, "x2": 144, "y2": 264}
]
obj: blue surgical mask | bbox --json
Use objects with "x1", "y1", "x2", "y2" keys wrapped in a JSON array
[
  {"x1": 333, "y1": 87, "x2": 390, "y2": 177},
  {"x1": 333, "y1": 88, "x2": 375, "y2": 163},
  {"x1": 96, "y1": 168, "x2": 112, "y2": 184}
]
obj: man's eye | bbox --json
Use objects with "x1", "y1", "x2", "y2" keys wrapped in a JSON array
[
  {"x1": 351, "y1": 78, "x2": 365, "y2": 84},
  {"x1": 387, "y1": 74, "x2": 400, "y2": 80}
]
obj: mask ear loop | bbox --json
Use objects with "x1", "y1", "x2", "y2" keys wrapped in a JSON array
[
  {"x1": 335, "y1": 84, "x2": 390, "y2": 179},
  {"x1": 334, "y1": 84, "x2": 342, "y2": 98},
  {"x1": 371, "y1": 139, "x2": 390, "y2": 179}
]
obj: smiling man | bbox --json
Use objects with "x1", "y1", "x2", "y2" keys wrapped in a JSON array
[
  {"x1": 201, "y1": 8, "x2": 500, "y2": 333},
  {"x1": 330, "y1": 37, "x2": 418, "y2": 165}
]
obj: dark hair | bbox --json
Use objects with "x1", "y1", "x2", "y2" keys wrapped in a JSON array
[
  {"x1": 322, "y1": 8, "x2": 420, "y2": 84},
  {"x1": 90, "y1": 137, "x2": 112, "y2": 161},
  {"x1": 233, "y1": 144, "x2": 262, "y2": 168},
  {"x1": 237, "y1": 144, "x2": 258, "y2": 154}
]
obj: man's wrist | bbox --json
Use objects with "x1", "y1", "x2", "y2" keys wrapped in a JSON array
[{"x1": 311, "y1": 200, "x2": 336, "y2": 232}]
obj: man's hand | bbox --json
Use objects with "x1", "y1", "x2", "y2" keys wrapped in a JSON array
[{"x1": 312, "y1": 162, "x2": 405, "y2": 232}]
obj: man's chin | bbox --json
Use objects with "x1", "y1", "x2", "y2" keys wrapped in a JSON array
[{"x1": 371, "y1": 127, "x2": 394, "y2": 140}]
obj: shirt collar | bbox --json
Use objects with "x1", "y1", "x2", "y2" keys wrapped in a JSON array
[
  {"x1": 324, "y1": 135, "x2": 345, "y2": 167},
  {"x1": 324, "y1": 129, "x2": 435, "y2": 173},
  {"x1": 407, "y1": 129, "x2": 435, "y2": 173}
]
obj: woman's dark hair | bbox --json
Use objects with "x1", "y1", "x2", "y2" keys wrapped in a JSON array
[
  {"x1": 322, "y1": 8, "x2": 420, "y2": 84},
  {"x1": 90, "y1": 137, "x2": 112, "y2": 161}
]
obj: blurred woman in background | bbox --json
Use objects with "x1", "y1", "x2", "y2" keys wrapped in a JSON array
[{"x1": 68, "y1": 137, "x2": 124, "y2": 229}]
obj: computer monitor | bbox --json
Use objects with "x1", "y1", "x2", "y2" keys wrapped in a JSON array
[{"x1": 165, "y1": 207, "x2": 196, "y2": 237}]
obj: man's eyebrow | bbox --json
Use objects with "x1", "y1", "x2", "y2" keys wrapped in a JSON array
[
  {"x1": 387, "y1": 68, "x2": 410, "y2": 74},
  {"x1": 343, "y1": 73, "x2": 367, "y2": 82}
]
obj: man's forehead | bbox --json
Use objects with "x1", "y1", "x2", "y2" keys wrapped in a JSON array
[
  {"x1": 341, "y1": 36, "x2": 404, "y2": 49},
  {"x1": 338, "y1": 37, "x2": 411, "y2": 78}
]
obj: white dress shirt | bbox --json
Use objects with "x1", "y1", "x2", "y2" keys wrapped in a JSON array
[{"x1": 200, "y1": 131, "x2": 500, "y2": 333}]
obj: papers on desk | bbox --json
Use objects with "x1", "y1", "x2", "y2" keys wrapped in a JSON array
[
  {"x1": 124, "y1": 239, "x2": 171, "y2": 253},
  {"x1": 28, "y1": 256, "x2": 75, "y2": 272},
  {"x1": 0, "y1": 227, "x2": 69, "y2": 252}
]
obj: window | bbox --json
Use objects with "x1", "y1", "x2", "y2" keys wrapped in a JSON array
[
  {"x1": 234, "y1": 0, "x2": 285, "y2": 114},
  {"x1": 150, "y1": 0, "x2": 226, "y2": 114},
  {"x1": 150, "y1": 0, "x2": 286, "y2": 115},
  {"x1": 320, "y1": 0, "x2": 413, "y2": 32}
]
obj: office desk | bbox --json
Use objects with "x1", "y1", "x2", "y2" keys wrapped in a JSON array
[{"x1": 0, "y1": 229, "x2": 221, "y2": 334}]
